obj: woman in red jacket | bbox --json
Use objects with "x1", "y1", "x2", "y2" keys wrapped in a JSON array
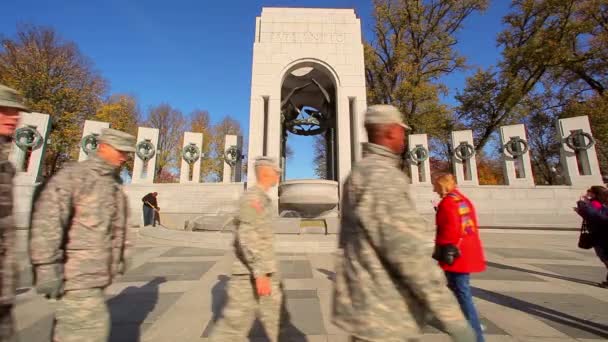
[{"x1": 432, "y1": 173, "x2": 486, "y2": 342}]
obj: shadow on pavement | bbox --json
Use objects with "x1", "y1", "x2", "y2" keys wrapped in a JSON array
[
  {"x1": 108, "y1": 277, "x2": 166, "y2": 342},
  {"x1": 316, "y1": 268, "x2": 335, "y2": 281},
  {"x1": 486, "y1": 261, "x2": 599, "y2": 286},
  {"x1": 473, "y1": 287, "x2": 608, "y2": 339},
  {"x1": 202, "y1": 275, "x2": 307, "y2": 341}
]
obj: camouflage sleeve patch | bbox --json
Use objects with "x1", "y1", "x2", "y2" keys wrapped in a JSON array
[{"x1": 250, "y1": 199, "x2": 263, "y2": 214}]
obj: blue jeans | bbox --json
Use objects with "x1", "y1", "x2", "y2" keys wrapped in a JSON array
[{"x1": 445, "y1": 272, "x2": 484, "y2": 342}]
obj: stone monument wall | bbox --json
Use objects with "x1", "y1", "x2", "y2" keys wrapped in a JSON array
[{"x1": 124, "y1": 183, "x2": 244, "y2": 229}]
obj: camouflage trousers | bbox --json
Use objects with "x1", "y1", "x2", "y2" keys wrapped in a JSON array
[
  {"x1": 0, "y1": 305, "x2": 15, "y2": 342},
  {"x1": 210, "y1": 275, "x2": 282, "y2": 342},
  {"x1": 53, "y1": 288, "x2": 109, "y2": 342}
]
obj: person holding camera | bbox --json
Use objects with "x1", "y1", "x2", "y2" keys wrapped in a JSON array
[
  {"x1": 574, "y1": 186, "x2": 608, "y2": 287},
  {"x1": 432, "y1": 173, "x2": 486, "y2": 342}
]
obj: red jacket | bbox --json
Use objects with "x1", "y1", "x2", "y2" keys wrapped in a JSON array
[{"x1": 435, "y1": 189, "x2": 486, "y2": 273}]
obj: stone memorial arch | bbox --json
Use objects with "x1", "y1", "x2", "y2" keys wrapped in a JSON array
[{"x1": 246, "y1": 8, "x2": 368, "y2": 215}]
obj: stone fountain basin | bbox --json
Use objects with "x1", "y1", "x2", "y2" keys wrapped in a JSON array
[{"x1": 279, "y1": 179, "x2": 339, "y2": 218}]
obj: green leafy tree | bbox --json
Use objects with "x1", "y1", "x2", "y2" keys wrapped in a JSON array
[
  {"x1": 458, "y1": 0, "x2": 608, "y2": 154},
  {"x1": 365, "y1": 0, "x2": 488, "y2": 136}
]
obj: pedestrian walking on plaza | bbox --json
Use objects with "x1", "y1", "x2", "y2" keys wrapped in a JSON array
[
  {"x1": 432, "y1": 173, "x2": 486, "y2": 342},
  {"x1": 333, "y1": 104, "x2": 476, "y2": 342},
  {"x1": 29, "y1": 128, "x2": 135, "y2": 342},
  {"x1": 210, "y1": 156, "x2": 284, "y2": 342},
  {"x1": 0, "y1": 84, "x2": 29, "y2": 341},
  {"x1": 142, "y1": 192, "x2": 160, "y2": 227},
  {"x1": 575, "y1": 186, "x2": 608, "y2": 287}
]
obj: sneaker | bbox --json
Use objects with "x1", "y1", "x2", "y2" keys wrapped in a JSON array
[
  {"x1": 599, "y1": 281, "x2": 608, "y2": 288},
  {"x1": 480, "y1": 323, "x2": 486, "y2": 332}
]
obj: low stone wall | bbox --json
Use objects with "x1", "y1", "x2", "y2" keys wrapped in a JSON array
[
  {"x1": 124, "y1": 182, "x2": 245, "y2": 229},
  {"x1": 14, "y1": 181, "x2": 245, "y2": 230},
  {"x1": 14, "y1": 180, "x2": 584, "y2": 230},
  {"x1": 411, "y1": 184, "x2": 584, "y2": 229}
]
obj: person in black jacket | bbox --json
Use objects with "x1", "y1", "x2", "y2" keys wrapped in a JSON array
[
  {"x1": 576, "y1": 187, "x2": 608, "y2": 288},
  {"x1": 142, "y1": 192, "x2": 159, "y2": 227}
]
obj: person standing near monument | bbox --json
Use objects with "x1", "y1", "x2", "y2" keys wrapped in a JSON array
[
  {"x1": 333, "y1": 104, "x2": 475, "y2": 342},
  {"x1": 29, "y1": 128, "x2": 135, "y2": 342},
  {"x1": 210, "y1": 156, "x2": 283, "y2": 342},
  {"x1": 142, "y1": 192, "x2": 159, "y2": 227},
  {"x1": 432, "y1": 173, "x2": 486, "y2": 342},
  {"x1": 0, "y1": 84, "x2": 28, "y2": 341}
]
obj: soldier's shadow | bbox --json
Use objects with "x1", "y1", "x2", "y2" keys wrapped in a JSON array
[
  {"x1": 203, "y1": 275, "x2": 307, "y2": 341},
  {"x1": 107, "y1": 277, "x2": 166, "y2": 342}
]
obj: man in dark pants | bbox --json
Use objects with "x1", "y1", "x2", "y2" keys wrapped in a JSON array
[{"x1": 142, "y1": 192, "x2": 159, "y2": 227}]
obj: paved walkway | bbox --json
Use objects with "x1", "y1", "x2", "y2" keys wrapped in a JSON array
[{"x1": 13, "y1": 228, "x2": 608, "y2": 341}]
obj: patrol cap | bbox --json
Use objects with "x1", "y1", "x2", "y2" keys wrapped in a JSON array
[
  {"x1": 254, "y1": 156, "x2": 282, "y2": 172},
  {"x1": 0, "y1": 84, "x2": 30, "y2": 112},
  {"x1": 364, "y1": 104, "x2": 411, "y2": 130},
  {"x1": 98, "y1": 128, "x2": 136, "y2": 152}
]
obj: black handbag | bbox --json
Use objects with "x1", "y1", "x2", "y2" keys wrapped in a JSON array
[
  {"x1": 432, "y1": 242, "x2": 462, "y2": 265},
  {"x1": 578, "y1": 221, "x2": 594, "y2": 250}
]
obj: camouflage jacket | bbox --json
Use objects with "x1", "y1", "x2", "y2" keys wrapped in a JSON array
[
  {"x1": 333, "y1": 143, "x2": 467, "y2": 340},
  {"x1": 231, "y1": 185, "x2": 277, "y2": 277},
  {"x1": 0, "y1": 139, "x2": 16, "y2": 305},
  {"x1": 30, "y1": 154, "x2": 128, "y2": 291}
]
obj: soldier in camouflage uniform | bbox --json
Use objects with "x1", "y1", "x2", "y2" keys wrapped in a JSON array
[
  {"x1": 333, "y1": 104, "x2": 476, "y2": 342},
  {"x1": 0, "y1": 84, "x2": 28, "y2": 342},
  {"x1": 29, "y1": 128, "x2": 135, "y2": 342},
  {"x1": 210, "y1": 156, "x2": 283, "y2": 342}
]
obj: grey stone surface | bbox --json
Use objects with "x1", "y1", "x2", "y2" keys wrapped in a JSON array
[
  {"x1": 285, "y1": 290, "x2": 318, "y2": 299},
  {"x1": 118, "y1": 261, "x2": 216, "y2": 282},
  {"x1": 161, "y1": 247, "x2": 225, "y2": 257},
  {"x1": 423, "y1": 316, "x2": 507, "y2": 336},
  {"x1": 484, "y1": 291, "x2": 608, "y2": 339},
  {"x1": 325, "y1": 217, "x2": 339, "y2": 234},
  {"x1": 17, "y1": 313, "x2": 53, "y2": 342},
  {"x1": 300, "y1": 224, "x2": 326, "y2": 235},
  {"x1": 108, "y1": 291, "x2": 183, "y2": 342},
  {"x1": 280, "y1": 260, "x2": 314, "y2": 279},
  {"x1": 474, "y1": 264, "x2": 547, "y2": 282},
  {"x1": 13, "y1": 229, "x2": 608, "y2": 341},
  {"x1": 273, "y1": 218, "x2": 301, "y2": 234},
  {"x1": 488, "y1": 248, "x2": 579, "y2": 260},
  {"x1": 530, "y1": 264, "x2": 606, "y2": 285},
  {"x1": 283, "y1": 297, "x2": 326, "y2": 335}
]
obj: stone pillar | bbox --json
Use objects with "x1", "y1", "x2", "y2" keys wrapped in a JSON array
[
  {"x1": 78, "y1": 120, "x2": 110, "y2": 161},
  {"x1": 557, "y1": 116, "x2": 602, "y2": 187},
  {"x1": 132, "y1": 127, "x2": 159, "y2": 184},
  {"x1": 499, "y1": 124, "x2": 535, "y2": 187},
  {"x1": 179, "y1": 132, "x2": 203, "y2": 184},
  {"x1": 451, "y1": 130, "x2": 479, "y2": 186},
  {"x1": 408, "y1": 133, "x2": 431, "y2": 185},
  {"x1": 223, "y1": 135, "x2": 244, "y2": 183},
  {"x1": 10, "y1": 112, "x2": 51, "y2": 183}
]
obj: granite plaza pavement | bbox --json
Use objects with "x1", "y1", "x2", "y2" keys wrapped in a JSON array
[{"x1": 12, "y1": 227, "x2": 608, "y2": 342}]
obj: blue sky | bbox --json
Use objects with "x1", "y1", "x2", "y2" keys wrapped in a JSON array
[{"x1": 1, "y1": 0, "x2": 510, "y2": 179}]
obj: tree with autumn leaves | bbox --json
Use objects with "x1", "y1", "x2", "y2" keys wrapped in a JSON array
[
  {"x1": 365, "y1": 0, "x2": 607, "y2": 184},
  {"x1": 0, "y1": 25, "x2": 106, "y2": 176},
  {"x1": 1, "y1": 25, "x2": 245, "y2": 183}
]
